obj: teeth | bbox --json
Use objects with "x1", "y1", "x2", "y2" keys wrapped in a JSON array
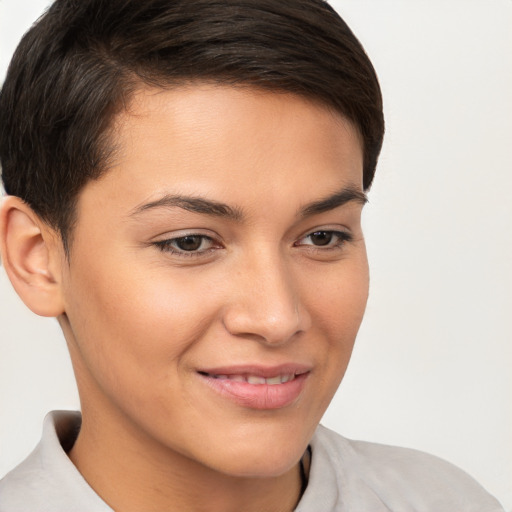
[
  {"x1": 247, "y1": 375, "x2": 266, "y2": 385},
  {"x1": 209, "y1": 373, "x2": 297, "y2": 384}
]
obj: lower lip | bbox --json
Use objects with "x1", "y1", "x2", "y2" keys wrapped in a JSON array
[{"x1": 198, "y1": 373, "x2": 309, "y2": 410}]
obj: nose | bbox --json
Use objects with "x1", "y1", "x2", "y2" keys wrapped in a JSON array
[{"x1": 222, "y1": 253, "x2": 311, "y2": 345}]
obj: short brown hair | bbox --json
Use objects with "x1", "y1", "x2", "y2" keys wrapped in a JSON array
[{"x1": 0, "y1": 0, "x2": 384, "y2": 251}]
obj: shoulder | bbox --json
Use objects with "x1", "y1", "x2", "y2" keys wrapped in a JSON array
[
  {"x1": 0, "y1": 411, "x2": 111, "y2": 512},
  {"x1": 305, "y1": 425, "x2": 504, "y2": 512},
  {"x1": 0, "y1": 445, "x2": 52, "y2": 509}
]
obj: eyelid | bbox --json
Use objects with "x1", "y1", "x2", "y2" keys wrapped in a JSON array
[
  {"x1": 149, "y1": 225, "x2": 354, "y2": 258},
  {"x1": 152, "y1": 227, "x2": 219, "y2": 240},
  {"x1": 295, "y1": 224, "x2": 352, "y2": 241},
  {"x1": 294, "y1": 227, "x2": 354, "y2": 250},
  {"x1": 151, "y1": 229, "x2": 224, "y2": 257}
]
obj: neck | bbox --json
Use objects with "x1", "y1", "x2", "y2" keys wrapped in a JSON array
[{"x1": 68, "y1": 407, "x2": 305, "y2": 512}]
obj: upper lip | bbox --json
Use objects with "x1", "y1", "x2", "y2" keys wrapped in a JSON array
[{"x1": 197, "y1": 363, "x2": 312, "y2": 378}]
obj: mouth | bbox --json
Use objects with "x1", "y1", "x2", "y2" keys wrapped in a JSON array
[
  {"x1": 198, "y1": 371, "x2": 301, "y2": 385},
  {"x1": 196, "y1": 365, "x2": 311, "y2": 410}
]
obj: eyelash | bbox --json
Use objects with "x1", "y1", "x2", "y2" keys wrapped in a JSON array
[
  {"x1": 152, "y1": 229, "x2": 353, "y2": 258},
  {"x1": 153, "y1": 234, "x2": 219, "y2": 257},
  {"x1": 295, "y1": 230, "x2": 353, "y2": 251}
]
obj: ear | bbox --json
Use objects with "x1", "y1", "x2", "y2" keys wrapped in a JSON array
[{"x1": 0, "y1": 196, "x2": 65, "y2": 317}]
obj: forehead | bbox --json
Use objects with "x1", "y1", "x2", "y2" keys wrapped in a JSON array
[{"x1": 78, "y1": 84, "x2": 364, "y2": 220}]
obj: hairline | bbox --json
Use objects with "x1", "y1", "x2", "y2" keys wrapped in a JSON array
[{"x1": 61, "y1": 79, "x2": 365, "y2": 259}]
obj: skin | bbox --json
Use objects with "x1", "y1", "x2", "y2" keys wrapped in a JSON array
[{"x1": 0, "y1": 84, "x2": 369, "y2": 512}]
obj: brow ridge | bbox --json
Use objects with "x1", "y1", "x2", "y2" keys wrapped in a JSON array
[
  {"x1": 131, "y1": 186, "x2": 366, "y2": 221},
  {"x1": 131, "y1": 194, "x2": 243, "y2": 221},
  {"x1": 299, "y1": 186, "x2": 368, "y2": 217}
]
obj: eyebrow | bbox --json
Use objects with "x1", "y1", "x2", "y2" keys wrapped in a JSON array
[
  {"x1": 130, "y1": 194, "x2": 244, "y2": 221},
  {"x1": 299, "y1": 186, "x2": 367, "y2": 217},
  {"x1": 130, "y1": 186, "x2": 367, "y2": 221}
]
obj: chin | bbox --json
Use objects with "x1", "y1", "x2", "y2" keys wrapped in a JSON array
[
  {"x1": 199, "y1": 428, "x2": 311, "y2": 478},
  {"x1": 218, "y1": 453, "x2": 303, "y2": 479}
]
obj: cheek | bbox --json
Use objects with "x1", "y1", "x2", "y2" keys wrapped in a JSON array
[
  {"x1": 63, "y1": 255, "x2": 219, "y2": 397},
  {"x1": 306, "y1": 256, "x2": 369, "y2": 395},
  {"x1": 309, "y1": 255, "x2": 369, "y2": 339}
]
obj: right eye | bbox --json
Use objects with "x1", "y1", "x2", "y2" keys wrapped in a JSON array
[{"x1": 153, "y1": 234, "x2": 218, "y2": 256}]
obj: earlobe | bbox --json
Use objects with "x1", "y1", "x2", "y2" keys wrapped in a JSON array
[{"x1": 0, "y1": 196, "x2": 65, "y2": 317}]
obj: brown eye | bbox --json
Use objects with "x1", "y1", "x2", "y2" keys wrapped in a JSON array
[
  {"x1": 295, "y1": 229, "x2": 353, "y2": 250},
  {"x1": 175, "y1": 235, "x2": 204, "y2": 251},
  {"x1": 154, "y1": 234, "x2": 217, "y2": 255},
  {"x1": 309, "y1": 231, "x2": 333, "y2": 246}
]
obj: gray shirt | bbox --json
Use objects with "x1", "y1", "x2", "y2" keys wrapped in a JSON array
[{"x1": 0, "y1": 411, "x2": 504, "y2": 511}]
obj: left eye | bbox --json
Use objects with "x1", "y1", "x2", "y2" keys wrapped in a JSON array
[
  {"x1": 296, "y1": 230, "x2": 352, "y2": 248},
  {"x1": 154, "y1": 235, "x2": 216, "y2": 254}
]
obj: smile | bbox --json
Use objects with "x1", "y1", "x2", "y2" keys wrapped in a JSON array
[
  {"x1": 202, "y1": 373, "x2": 298, "y2": 385},
  {"x1": 197, "y1": 366, "x2": 311, "y2": 410}
]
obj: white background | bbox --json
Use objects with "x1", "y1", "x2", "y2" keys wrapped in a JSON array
[{"x1": 1, "y1": 0, "x2": 511, "y2": 509}]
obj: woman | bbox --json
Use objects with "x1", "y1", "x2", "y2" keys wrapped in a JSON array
[{"x1": 0, "y1": 1, "x2": 506, "y2": 510}]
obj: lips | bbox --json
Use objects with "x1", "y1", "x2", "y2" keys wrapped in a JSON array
[
  {"x1": 197, "y1": 365, "x2": 311, "y2": 410},
  {"x1": 202, "y1": 372, "x2": 297, "y2": 385}
]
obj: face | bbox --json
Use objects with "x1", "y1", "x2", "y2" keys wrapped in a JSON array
[{"x1": 59, "y1": 84, "x2": 369, "y2": 478}]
